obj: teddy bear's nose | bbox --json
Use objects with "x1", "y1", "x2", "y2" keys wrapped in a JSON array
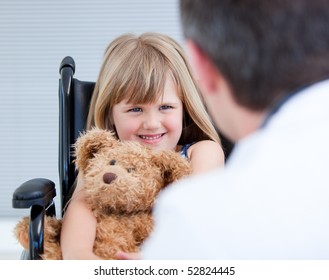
[{"x1": 103, "y1": 172, "x2": 117, "y2": 184}]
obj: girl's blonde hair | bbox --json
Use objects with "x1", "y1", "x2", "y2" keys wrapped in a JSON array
[{"x1": 87, "y1": 32, "x2": 221, "y2": 145}]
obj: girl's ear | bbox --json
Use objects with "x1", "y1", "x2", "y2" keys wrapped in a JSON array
[
  {"x1": 185, "y1": 40, "x2": 220, "y2": 95},
  {"x1": 74, "y1": 127, "x2": 118, "y2": 172},
  {"x1": 151, "y1": 150, "x2": 192, "y2": 185}
]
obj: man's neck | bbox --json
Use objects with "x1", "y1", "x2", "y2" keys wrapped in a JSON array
[{"x1": 232, "y1": 106, "x2": 266, "y2": 142}]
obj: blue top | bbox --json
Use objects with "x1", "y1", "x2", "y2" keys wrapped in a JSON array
[{"x1": 180, "y1": 142, "x2": 195, "y2": 159}]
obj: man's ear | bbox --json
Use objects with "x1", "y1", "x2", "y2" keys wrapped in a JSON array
[{"x1": 185, "y1": 40, "x2": 219, "y2": 95}]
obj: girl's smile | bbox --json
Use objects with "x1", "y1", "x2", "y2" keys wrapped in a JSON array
[{"x1": 138, "y1": 133, "x2": 166, "y2": 143}]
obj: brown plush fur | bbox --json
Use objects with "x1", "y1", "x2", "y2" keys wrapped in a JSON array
[{"x1": 14, "y1": 128, "x2": 192, "y2": 259}]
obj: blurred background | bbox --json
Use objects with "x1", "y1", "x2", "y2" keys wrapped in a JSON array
[{"x1": 0, "y1": 0, "x2": 183, "y2": 259}]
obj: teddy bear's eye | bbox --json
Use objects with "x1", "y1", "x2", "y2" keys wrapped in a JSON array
[
  {"x1": 109, "y1": 160, "x2": 116, "y2": 165},
  {"x1": 127, "y1": 167, "x2": 135, "y2": 173}
]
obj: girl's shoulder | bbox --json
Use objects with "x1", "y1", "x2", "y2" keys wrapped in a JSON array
[
  {"x1": 180, "y1": 140, "x2": 224, "y2": 160},
  {"x1": 189, "y1": 139, "x2": 224, "y2": 155},
  {"x1": 186, "y1": 140, "x2": 225, "y2": 174}
]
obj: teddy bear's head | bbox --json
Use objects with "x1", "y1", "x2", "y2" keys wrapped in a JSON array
[{"x1": 74, "y1": 128, "x2": 192, "y2": 215}]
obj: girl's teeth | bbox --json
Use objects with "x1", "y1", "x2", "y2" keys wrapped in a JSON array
[{"x1": 140, "y1": 135, "x2": 161, "y2": 140}]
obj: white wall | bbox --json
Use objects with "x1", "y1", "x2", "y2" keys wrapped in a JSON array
[{"x1": 0, "y1": 0, "x2": 183, "y2": 218}]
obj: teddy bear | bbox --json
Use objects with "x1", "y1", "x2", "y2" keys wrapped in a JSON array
[{"x1": 14, "y1": 128, "x2": 192, "y2": 259}]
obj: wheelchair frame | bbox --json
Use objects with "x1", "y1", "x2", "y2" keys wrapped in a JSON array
[{"x1": 12, "y1": 56, "x2": 95, "y2": 259}]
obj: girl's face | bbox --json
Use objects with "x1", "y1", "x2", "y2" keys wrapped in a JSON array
[{"x1": 112, "y1": 76, "x2": 183, "y2": 151}]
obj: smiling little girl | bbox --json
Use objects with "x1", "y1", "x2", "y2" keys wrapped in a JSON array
[{"x1": 60, "y1": 32, "x2": 225, "y2": 259}]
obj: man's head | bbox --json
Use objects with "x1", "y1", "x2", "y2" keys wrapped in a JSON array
[{"x1": 180, "y1": 0, "x2": 329, "y2": 140}]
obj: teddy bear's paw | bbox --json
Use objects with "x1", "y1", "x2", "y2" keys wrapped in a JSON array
[{"x1": 13, "y1": 216, "x2": 30, "y2": 250}]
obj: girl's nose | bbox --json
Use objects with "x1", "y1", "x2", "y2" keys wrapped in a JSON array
[{"x1": 142, "y1": 113, "x2": 161, "y2": 129}]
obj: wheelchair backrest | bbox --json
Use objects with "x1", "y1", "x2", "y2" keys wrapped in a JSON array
[{"x1": 58, "y1": 56, "x2": 95, "y2": 215}]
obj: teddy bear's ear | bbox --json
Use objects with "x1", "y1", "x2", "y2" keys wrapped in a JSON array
[
  {"x1": 152, "y1": 150, "x2": 192, "y2": 186},
  {"x1": 74, "y1": 127, "x2": 118, "y2": 172}
]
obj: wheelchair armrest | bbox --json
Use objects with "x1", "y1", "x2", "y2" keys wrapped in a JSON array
[
  {"x1": 12, "y1": 178, "x2": 57, "y2": 260},
  {"x1": 12, "y1": 178, "x2": 56, "y2": 209}
]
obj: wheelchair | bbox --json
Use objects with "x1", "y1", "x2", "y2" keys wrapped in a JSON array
[{"x1": 12, "y1": 56, "x2": 234, "y2": 260}]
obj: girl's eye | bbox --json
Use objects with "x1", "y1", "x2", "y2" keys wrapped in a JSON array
[
  {"x1": 160, "y1": 105, "x2": 173, "y2": 110},
  {"x1": 128, "y1": 107, "x2": 142, "y2": 113}
]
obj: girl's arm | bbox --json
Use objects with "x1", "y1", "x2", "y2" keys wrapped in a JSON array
[
  {"x1": 60, "y1": 173, "x2": 102, "y2": 260},
  {"x1": 188, "y1": 140, "x2": 225, "y2": 174}
]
